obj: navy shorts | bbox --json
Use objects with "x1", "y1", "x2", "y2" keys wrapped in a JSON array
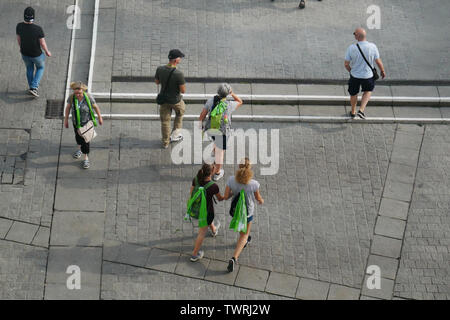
[
  {"x1": 348, "y1": 75, "x2": 375, "y2": 96},
  {"x1": 211, "y1": 135, "x2": 227, "y2": 150},
  {"x1": 247, "y1": 215, "x2": 253, "y2": 223}
]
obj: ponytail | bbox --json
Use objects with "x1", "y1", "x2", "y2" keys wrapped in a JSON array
[
  {"x1": 196, "y1": 163, "x2": 214, "y2": 185},
  {"x1": 235, "y1": 158, "x2": 253, "y2": 185}
]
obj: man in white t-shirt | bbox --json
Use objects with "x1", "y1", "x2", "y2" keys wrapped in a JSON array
[{"x1": 345, "y1": 28, "x2": 386, "y2": 119}]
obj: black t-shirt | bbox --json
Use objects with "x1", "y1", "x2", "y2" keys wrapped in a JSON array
[
  {"x1": 16, "y1": 23, "x2": 44, "y2": 57},
  {"x1": 155, "y1": 65, "x2": 185, "y2": 104},
  {"x1": 192, "y1": 178, "x2": 219, "y2": 215}
]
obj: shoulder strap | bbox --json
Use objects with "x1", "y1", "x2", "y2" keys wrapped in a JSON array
[
  {"x1": 204, "y1": 180, "x2": 216, "y2": 190},
  {"x1": 356, "y1": 43, "x2": 373, "y2": 69},
  {"x1": 83, "y1": 92, "x2": 97, "y2": 127},
  {"x1": 160, "y1": 67, "x2": 176, "y2": 95}
]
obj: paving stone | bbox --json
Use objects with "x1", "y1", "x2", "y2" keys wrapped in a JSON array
[
  {"x1": 50, "y1": 211, "x2": 105, "y2": 246},
  {"x1": 371, "y1": 235, "x2": 402, "y2": 259},
  {"x1": 145, "y1": 248, "x2": 180, "y2": 273},
  {"x1": 112, "y1": 82, "x2": 158, "y2": 93},
  {"x1": 363, "y1": 106, "x2": 395, "y2": 118},
  {"x1": 295, "y1": 278, "x2": 330, "y2": 300},
  {"x1": 298, "y1": 84, "x2": 345, "y2": 97},
  {"x1": 390, "y1": 146, "x2": 420, "y2": 167},
  {"x1": 327, "y1": 284, "x2": 360, "y2": 300},
  {"x1": 57, "y1": 147, "x2": 109, "y2": 179},
  {"x1": 265, "y1": 272, "x2": 299, "y2": 298},
  {"x1": 393, "y1": 106, "x2": 442, "y2": 119},
  {"x1": 111, "y1": 102, "x2": 158, "y2": 114},
  {"x1": 0, "y1": 218, "x2": 13, "y2": 238},
  {"x1": 204, "y1": 259, "x2": 239, "y2": 286},
  {"x1": 253, "y1": 84, "x2": 298, "y2": 95},
  {"x1": 378, "y1": 197, "x2": 410, "y2": 221},
  {"x1": 252, "y1": 104, "x2": 300, "y2": 117},
  {"x1": 32, "y1": 226, "x2": 50, "y2": 248},
  {"x1": 114, "y1": 243, "x2": 152, "y2": 267},
  {"x1": 46, "y1": 246, "x2": 102, "y2": 300},
  {"x1": 391, "y1": 86, "x2": 439, "y2": 98},
  {"x1": 174, "y1": 254, "x2": 210, "y2": 280},
  {"x1": 367, "y1": 255, "x2": 399, "y2": 280},
  {"x1": 5, "y1": 221, "x2": 38, "y2": 244},
  {"x1": 186, "y1": 83, "x2": 205, "y2": 94},
  {"x1": 375, "y1": 216, "x2": 406, "y2": 240},
  {"x1": 383, "y1": 179, "x2": 414, "y2": 202},
  {"x1": 54, "y1": 178, "x2": 106, "y2": 212},
  {"x1": 386, "y1": 163, "x2": 416, "y2": 184},
  {"x1": 235, "y1": 266, "x2": 269, "y2": 292},
  {"x1": 362, "y1": 275, "x2": 394, "y2": 300},
  {"x1": 397, "y1": 124, "x2": 425, "y2": 135},
  {"x1": 393, "y1": 132, "x2": 423, "y2": 150},
  {"x1": 299, "y1": 105, "x2": 346, "y2": 117},
  {"x1": 95, "y1": 32, "x2": 115, "y2": 57}
]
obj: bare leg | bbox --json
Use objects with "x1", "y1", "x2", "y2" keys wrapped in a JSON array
[
  {"x1": 232, "y1": 222, "x2": 252, "y2": 261},
  {"x1": 192, "y1": 226, "x2": 208, "y2": 256},
  {"x1": 350, "y1": 95, "x2": 358, "y2": 115},
  {"x1": 360, "y1": 91, "x2": 372, "y2": 113},
  {"x1": 214, "y1": 147, "x2": 225, "y2": 174}
]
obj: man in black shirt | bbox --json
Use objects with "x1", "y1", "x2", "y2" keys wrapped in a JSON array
[{"x1": 16, "y1": 7, "x2": 52, "y2": 97}]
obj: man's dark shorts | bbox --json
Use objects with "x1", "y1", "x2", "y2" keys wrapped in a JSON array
[{"x1": 348, "y1": 75, "x2": 375, "y2": 96}]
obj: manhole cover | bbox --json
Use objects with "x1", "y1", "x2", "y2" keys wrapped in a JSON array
[{"x1": 45, "y1": 99, "x2": 64, "y2": 119}]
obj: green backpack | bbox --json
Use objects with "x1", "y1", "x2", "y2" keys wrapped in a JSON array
[
  {"x1": 206, "y1": 96, "x2": 229, "y2": 135},
  {"x1": 229, "y1": 190, "x2": 248, "y2": 233},
  {"x1": 185, "y1": 177, "x2": 216, "y2": 227}
]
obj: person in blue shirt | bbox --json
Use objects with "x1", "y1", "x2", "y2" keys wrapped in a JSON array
[{"x1": 345, "y1": 28, "x2": 386, "y2": 119}]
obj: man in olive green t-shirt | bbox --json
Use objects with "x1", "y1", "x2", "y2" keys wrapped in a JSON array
[{"x1": 155, "y1": 49, "x2": 186, "y2": 148}]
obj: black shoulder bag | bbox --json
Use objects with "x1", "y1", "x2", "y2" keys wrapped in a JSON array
[
  {"x1": 356, "y1": 43, "x2": 379, "y2": 81},
  {"x1": 156, "y1": 68, "x2": 176, "y2": 105}
]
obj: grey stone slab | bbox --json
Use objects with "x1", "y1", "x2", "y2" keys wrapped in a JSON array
[
  {"x1": 145, "y1": 248, "x2": 180, "y2": 273},
  {"x1": 375, "y1": 216, "x2": 406, "y2": 240},
  {"x1": 45, "y1": 246, "x2": 102, "y2": 300},
  {"x1": 394, "y1": 132, "x2": 423, "y2": 150},
  {"x1": 5, "y1": 221, "x2": 38, "y2": 244},
  {"x1": 367, "y1": 255, "x2": 399, "y2": 280},
  {"x1": 362, "y1": 275, "x2": 394, "y2": 300},
  {"x1": 91, "y1": 81, "x2": 111, "y2": 93},
  {"x1": 187, "y1": 103, "x2": 207, "y2": 116},
  {"x1": 390, "y1": 146, "x2": 420, "y2": 167},
  {"x1": 386, "y1": 162, "x2": 416, "y2": 184},
  {"x1": 440, "y1": 107, "x2": 450, "y2": 118},
  {"x1": 360, "y1": 295, "x2": 382, "y2": 300},
  {"x1": 95, "y1": 32, "x2": 115, "y2": 57},
  {"x1": 396, "y1": 124, "x2": 424, "y2": 135},
  {"x1": 32, "y1": 226, "x2": 50, "y2": 248},
  {"x1": 299, "y1": 105, "x2": 347, "y2": 117},
  {"x1": 111, "y1": 102, "x2": 157, "y2": 114},
  {"x1": 186, "y1": 83, "x2": 205, "y2": 94},
  {"x1": 204, "y1": 259, "x2": 239, "y2": 286},
  {"x1": 296, "y1": 278, "x2": 330, "y2": 300},
  {"x1": 44, "y1": 282, "x2": 100, "y2": 300},
  {"x1": 391, "y1": 86, "x2": 439, "y2": 98},
  {"x1": 112, "y1": 82, "x2": 157, "y2": 93},
  {"x1": 0, "y1": 218, "x2": 13, "y2": 238},
  {"x1": 299, "y1": 84, "x2": 345, "y2": 96},
  {"x1": 438, "y1": 86, "x2": 450, "y2": 106},
  {"x1": 98, "y1": 8, "x2": 116, "y2": 32},
  {"x1": 54, "y1": 178, "x2": 106, "y2": 212},
  {"x1": 102, "y1": 239, "x2": 122, "y2": 261},
  {"x1": 57, "y1": 148, "x2": 109, "y2": 179},
  {"x1": 50, "y1": 211, "x2": 105, "y2": 246},
  {"x1": 379, "y1": 197, "x2": 410, "y2": 221},
  {"x1": 265, "y1": 272, "x2": 299, "y2": 298},
  {"x1": 327, "y1": 285, "x2": 360, "y2": 300},
  {"x1": 371, "y1": 235, "x2": 402, "y2": 259},
  {"x1": 115, "y1": 243, "x2": 152, "y2": 267},
  {"x1": 206, "y1": 83, "x2": 251, "y2": 96},
  {"x1": 253, "y1": 83, "x2": 298, "y2": 95},
  {"x1": 93, "y1": 56, "x2": 113, "y2": 82},
  {"x1": 383, "y1": 179, "x2": 414, "y2": 202},
  {"x1": 393, "y1": 106, "x2": 442, "y2": 119},
  {"x1": 252, "y1": 104, "x2": 300, "y2": 117},
  {"x1": 364, "y1": 105, "x2": 395, "y2": 118},
  {"x1": 74, "y1": 14, "x2": 94, "y2": 39},
  {"x1": 174, "y1": 254, "x2": 210, "y2": 279},
  {"x1": 235, "y1": 266, "x2": 269, "y2": 292}
]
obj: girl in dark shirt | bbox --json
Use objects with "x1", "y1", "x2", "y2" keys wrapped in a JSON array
[{"x1": 189, "y1": 163, "x2": 224, "y2": 262}]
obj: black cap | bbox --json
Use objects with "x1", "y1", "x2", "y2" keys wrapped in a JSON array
[
  {"x1": 24, "y1": 7, "x2": 35, "y2": 22},
  {"x1": 168, "y1": 49, "x2": 185, "y2": 60}
]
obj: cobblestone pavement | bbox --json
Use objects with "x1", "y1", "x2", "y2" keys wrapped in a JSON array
[
  {"x1": 0, "y1": 0, "x2": 449, "y2": 301},
  {"x1": 111, "y1": 0, "x2": 450, "y2": 80},
  {"x1": 394, "y1": 125, "x2": 450, "y2": 300}
]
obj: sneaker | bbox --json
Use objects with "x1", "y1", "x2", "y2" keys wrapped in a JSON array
[
  {"x1": 357, "y1": 110, "x2": 366, "y2": 119},
  {"x1": 170, "y1": 134, "x2": 183, "y2": 143},
  {"x1": 29, "y1": 88, "x2": 39, "y2": 97},
  {"x1": 349, "y1": 111, "x2": 356, "y2": 119},
  {"x1": 210, "y1": 220, "x2": 221, "y2": 237},
  {"x1": 244, "y1": 235, "x2": 252, "y2": 249},
  {"x1": 227, "y1": 257, "x2": 236, "y2": 272},
  {"x1": 190, "y1": 250, "x2": 204, "y2": 262},
  {"x1": 162, "y1": 142, "x2": 169, "y2": 149},
  {"x1": 299, "y1": 0, "x2": 305, "y2": 9},
  {"x1": 72, "y1": 150, "x2": 82, "y2": 159},
  {"x1": 212, "y1": 169, "x2": 224, "y2": 181},
  {"x1": 82, "y1": 159, "x2": 90, "y2": 169}
]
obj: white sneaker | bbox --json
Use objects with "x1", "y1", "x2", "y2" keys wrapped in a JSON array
[
  {"x1": 213, "y1": 169, "x2": 224, "y2": 181},
  {"x1": 170, "y1": 133, "x2": 183, "y2": 143}
]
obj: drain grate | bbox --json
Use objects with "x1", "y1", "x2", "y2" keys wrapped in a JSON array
[{"x1": 45, "y1": 99, "x2": 64, "y2": 119}]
